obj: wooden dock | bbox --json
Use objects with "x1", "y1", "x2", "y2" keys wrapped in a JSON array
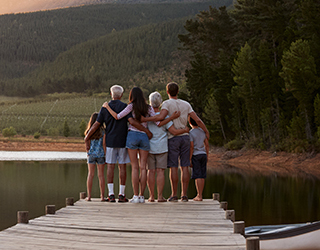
[{"x1": 0, "y1": 198, "x2": 246, "y2": 249}]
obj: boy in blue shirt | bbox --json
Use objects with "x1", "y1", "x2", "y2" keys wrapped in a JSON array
[{"x1": 189, "y1": 116, "x2": 209, "y2": 201}]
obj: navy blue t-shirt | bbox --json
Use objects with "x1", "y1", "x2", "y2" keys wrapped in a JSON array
[{"x1": 97, "y1": 100, "x2": 132, "y2": 148}]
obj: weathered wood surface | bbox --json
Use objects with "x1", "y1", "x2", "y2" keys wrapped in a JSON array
[{"x1": 0, "y1": 199, "x2": 245, "y2": 249}]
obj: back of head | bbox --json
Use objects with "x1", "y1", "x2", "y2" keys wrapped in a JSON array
[
  {"x1": 129, "y1": 87, "x2": 148, "y2": 121},
  {"x1": 166, "y1": 82, "x2": 179, "y2": 97},
  {"x1": 85, "y1": 112, "x2": 102, "y2": 139},
  {"x1": 110, "y1": 85, "x2": 124, "y2": 99},
  {"x1": 189, "y1": 116, "x2": 198, "y2": 127},
  {"x1": 149, "y1": 91, "x2": 162, "y2": 108}
]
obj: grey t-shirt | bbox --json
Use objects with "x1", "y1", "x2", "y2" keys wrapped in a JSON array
[{"x1": 189, "y1": 127, "x2": 206, "y2": 155}]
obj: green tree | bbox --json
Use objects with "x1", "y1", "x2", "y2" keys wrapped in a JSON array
[
  {"x1": 2, "y1": 127, "x2": 17, "y2": 137},
  {"x1": 79, "y1": 119, "x2": 87, "y2": 138},
  {"x1": 232, "y1": 42, "x2": 261, "y2": 138},
  {"x1": 280, "y1": 39, "x2": 319, "y2": 140},
  {"x1": 63, "y1": 120, "x2": 70, "y2": 137}
]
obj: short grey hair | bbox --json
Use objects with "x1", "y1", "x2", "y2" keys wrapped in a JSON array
[
  {"x1": 110, "y1": 85, "x2": 124, "y2": 99},
  {"x1": 149, "y1": 91, "x2": 162, "y2": 108}
]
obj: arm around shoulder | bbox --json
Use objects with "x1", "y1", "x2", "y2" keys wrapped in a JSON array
[{"x1": 189, "y1": 111, "x2": 210, "y2": 140}]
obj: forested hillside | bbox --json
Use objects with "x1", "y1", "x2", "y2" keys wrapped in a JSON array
[
  {"x1": 179, "y1": 0, "x2": 320, "y2": 152},
  {"x1": 0, "y1": 0, "x2": 230, "y2": 80},
  {"x1": 7, "y1": 19, "x2": 188, "y2": 96}
]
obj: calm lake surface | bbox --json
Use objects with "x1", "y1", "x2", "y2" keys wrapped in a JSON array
[{"x1": 1, "y1": 159, "x2": 320, "y2": 231}]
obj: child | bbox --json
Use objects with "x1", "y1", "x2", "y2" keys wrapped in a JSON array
[
  {"x1": 189, "y1": 116, "x2": 209, "y2": 201},
  {"x1": 84, "y1": 112, "x2": 106, "y2": 201}
]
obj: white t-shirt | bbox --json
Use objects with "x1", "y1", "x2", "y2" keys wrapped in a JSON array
[{"x1": 161, "y1": 98, "x2": 193, "y2": 139}]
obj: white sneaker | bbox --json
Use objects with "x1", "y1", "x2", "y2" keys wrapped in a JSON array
[
  {"x1": 139, "y1": 196, "x2": 145, "y2": 203},
  {"x1": 129, "y1": 196, "x2": 140, "y2": 203}
]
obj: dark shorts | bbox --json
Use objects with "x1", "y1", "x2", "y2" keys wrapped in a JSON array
[
  {"x1": 167, "y1": 135, "x2": 190, "y2": 168},
  {"x1": 191, "y1": 154, "x2": 207, "y2": 179}
]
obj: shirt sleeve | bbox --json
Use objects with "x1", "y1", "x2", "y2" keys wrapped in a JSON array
[
  {"x1": 189, "y1": 130, "x2": 194, "y2": 142},
  {"x1": 96, "y1": 107, "x2": 106, "y2": 124},
  {"x1": 187, "y1": 102, "x2": 194, "y2": 114},
  {"x1": 165, "y1": 116, "x2": 173, "y2": 130},
  {"x1": 117, "y1": 103, "x2": 133, "y2": 119},
  {"x1": 161, "y1": 100, "x2": 169, "y2": 111}
]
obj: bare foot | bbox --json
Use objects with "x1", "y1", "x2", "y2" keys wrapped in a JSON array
[
  {"x1": 157, "y1": 197, "x2": 167, "y2": 202},
  {"x1": 193, "y1": 196, "x2": 202, "y2": 201},
  {"x1": 148, "y1": 197, "x2": 155, "y2": 202},
  {"x1": 85, "y1": 197, "x2": 91, "y2": 201}
]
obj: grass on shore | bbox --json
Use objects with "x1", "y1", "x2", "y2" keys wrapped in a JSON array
[{"x1": 0, "y1": 134, "x2": 84, "y2": 144}]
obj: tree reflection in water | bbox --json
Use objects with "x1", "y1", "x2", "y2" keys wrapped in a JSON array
[{"x1": 0, "y1": 161, "x2": 319, "y2": 231}]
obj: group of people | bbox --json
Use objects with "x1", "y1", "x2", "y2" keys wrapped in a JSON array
[{"x1": 84, "y1": 82, "x2": 209, "y2": 203}]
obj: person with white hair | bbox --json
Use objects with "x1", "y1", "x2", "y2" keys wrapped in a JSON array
[
  {"x1": 142, "y1": 83, "x2": 209, "y2": 202},
  {"x1": 146, "y1": 91, "x2": 189, "y2": 202}
]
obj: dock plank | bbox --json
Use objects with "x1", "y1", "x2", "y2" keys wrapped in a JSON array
[{"x1": 0, "y1": 199, "x2": 245, "y2": 249}]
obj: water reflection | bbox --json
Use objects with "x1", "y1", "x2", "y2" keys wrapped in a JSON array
[{"x1": 0, "y1": 161, "x2": 319, "y2": 231}]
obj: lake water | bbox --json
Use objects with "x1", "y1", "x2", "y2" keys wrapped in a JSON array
[{"x1": 1, "y1": 153, "x2": 320, "y2": 231}]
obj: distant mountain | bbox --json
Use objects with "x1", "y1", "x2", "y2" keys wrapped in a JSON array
[
  {"x1": 0, "y1": 0, "x2": 232, "y2": 80},
  {"x1": 0, "y1": 0, "x2": 234, "y2": 97},
  {"x1": 0, "y1": 0, "x2": 216, "y2": 15}
]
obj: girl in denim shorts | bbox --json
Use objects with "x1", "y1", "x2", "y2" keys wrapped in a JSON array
[{"x1": 84, "y1": 112, "x2": 106, "y2": 201}]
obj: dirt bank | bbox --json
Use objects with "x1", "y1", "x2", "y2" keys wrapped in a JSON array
[
  {"x1": 0, "y1": 135, "x2": 85, "y2": 152},
  {"x1": 1, "y1": 135, "x2": 320, "y2": 179},
  {"x1": 207, "y1": 147, "x2": 320, "y2": 179}
]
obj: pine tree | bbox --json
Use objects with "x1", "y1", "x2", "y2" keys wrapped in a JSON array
[
  {"x1": 280, "y1": 39, "x2": 319, "y2": 140},
  {"x1": 63, "y1": 119, "x2": 70, "y2": 137}
]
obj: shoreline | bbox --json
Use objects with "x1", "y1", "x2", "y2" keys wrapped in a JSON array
[{"x1": 1, "y1": 135, "x2": 320, "y2": 179}]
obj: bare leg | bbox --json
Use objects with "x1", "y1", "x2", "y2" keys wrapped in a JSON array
[
  {"x1": 181, "y1": 166, "x2": 190, "y2": 197},
  {"x1": 86, "y1": 164, "x2": 96, "y2": 201},
  {"x1": 107, "y1": 163, "x2": 115, "y2": 184},
  {"x1": 147, "y1": 169, "x2": 156, "y2": 201},
  {"x1": 128, "y1": 149, "x2": 139, "y2": 196},
  {"x1": 139, "y1": 149, "x2": 149, "y2": 196},
  {"x1": 97, "y1": 164, "x2": 106, "y2": 200},
  {"x1": 118, "y1": 164, "x2": 127, "y2": 186},
  {"x1": 194, "y1": 178, "x2": 205, "y2": 201},
  {"x1": 156, "y1": 168, "x2": 165, "y2": 200},
  {"x1": 169, "y1": 167, "x2": 179, "y2": 197}
]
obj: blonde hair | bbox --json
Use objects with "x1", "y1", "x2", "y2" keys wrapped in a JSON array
[
  {"x1": 110, "y1": 85, "x2": 124, "y2": 99},
  {"x1": 149, "y1": 91, "x2": 162, "y2": 108}
]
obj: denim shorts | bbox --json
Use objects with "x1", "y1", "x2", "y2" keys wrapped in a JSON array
[
  {"x1": 126, "y1": 130, "x2": 150, "y2": 151},
  {"x1": 87, "y1": 155, "x2": 105, "y2": 164}
]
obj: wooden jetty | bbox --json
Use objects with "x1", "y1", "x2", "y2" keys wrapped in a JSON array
[{"x1": 0, "y1": 195, "x2": 251, "y2": 249}]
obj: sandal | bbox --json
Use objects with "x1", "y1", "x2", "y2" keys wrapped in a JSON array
[
  {"x1": 148, "y1": 198, "x2": 155, "y2": 202},
  {"x1": 168, "y1": 196, "x2": 178, "y2": 202},
  {"x1": 157, "y1": 198, "x2": 167, "y2": 202},
  {"x1": 181, "y1": 196, "x2": 188, "y2": 202}
]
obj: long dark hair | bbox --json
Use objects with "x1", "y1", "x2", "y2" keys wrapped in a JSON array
[
  {"x1": 84, "y1": 112, "x2": 104, "y2": 139},
  {"x1": 129, "y1": 87, "x2": 149, "y2": 121}
]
